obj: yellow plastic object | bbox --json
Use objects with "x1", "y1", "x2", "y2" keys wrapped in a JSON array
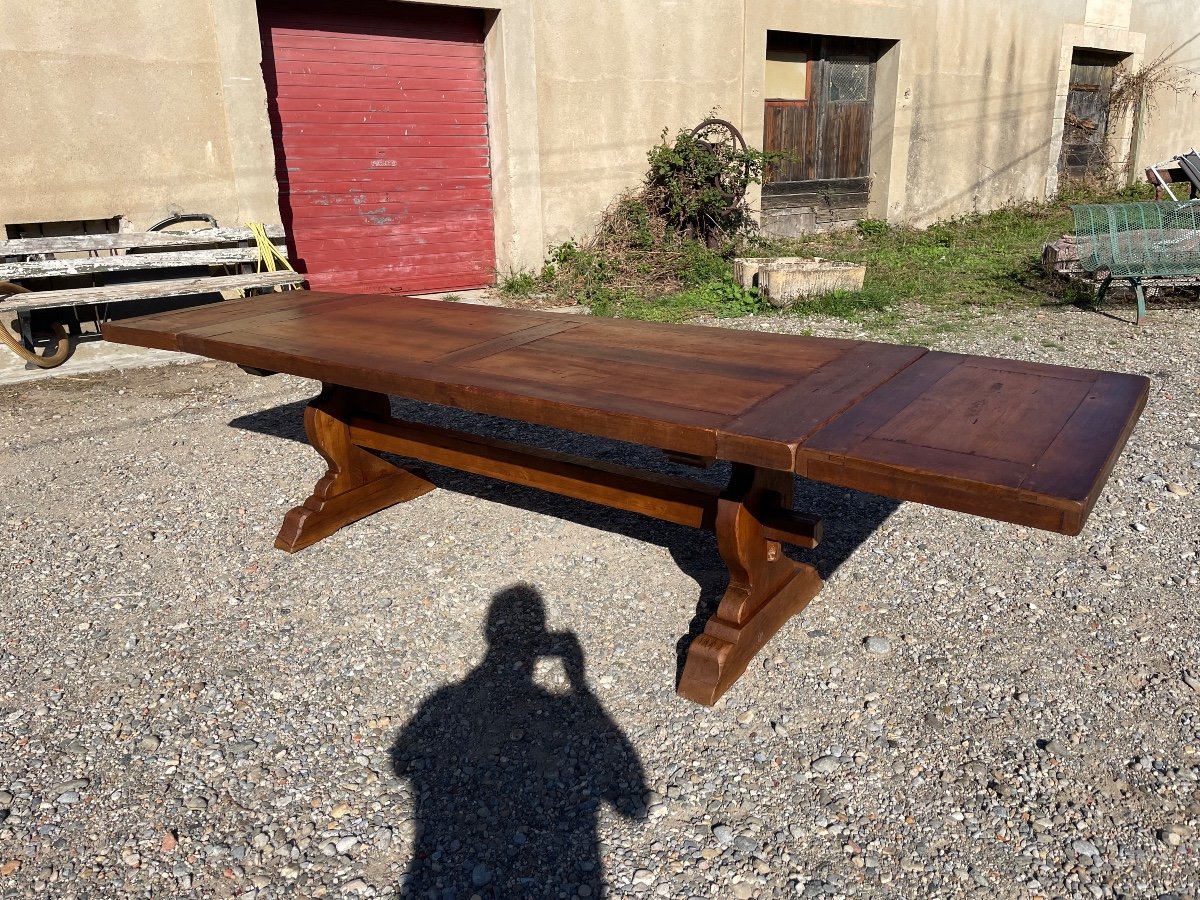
[{"x1": 247, "y1": 222, "x2": 295, "y2": 275}]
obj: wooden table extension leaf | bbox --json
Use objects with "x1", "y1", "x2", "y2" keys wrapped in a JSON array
[{"x1": 104, "y1": 293, "x2": 1149, "y2": 705}]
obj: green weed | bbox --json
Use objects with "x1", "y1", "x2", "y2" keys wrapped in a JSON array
[
  {"x1": 856, "y1": 218, "x2": 889, "y2": 238},
  {"x1": 505, "y1": 137, "x2": 1153, "y2": 329},
  {"x1": 787, "y1": 287, "x2": 891, "y2": 321},
  {"x1": 590, "y1": 276, "x2": 766, "y2": 322},
  {"x1": 1063, "y1": 280, "x2": 1097, "y2": 309},
  {"x1": 750, "y1": 184, "x2": 1156, "y2": 334},
  {"x1": 498, "y1": 271, "x2": 539, "y2": 297}
]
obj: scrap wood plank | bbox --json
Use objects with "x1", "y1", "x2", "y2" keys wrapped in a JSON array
[
  {"x1": 0, "y1": 225, "x2": 286, "y2": 257},
  {"x1": 0, "y1": 248, "x2": 270, "y2": 280},
  {"x1": 0, "y1": 272, "x2": 304, "y2": 313}
]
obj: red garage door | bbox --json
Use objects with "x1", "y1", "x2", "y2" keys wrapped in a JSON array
[{"x1": 259, "y1": 1, "x2": 496, "y2": 293}]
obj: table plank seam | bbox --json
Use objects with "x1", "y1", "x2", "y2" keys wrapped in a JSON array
[{"x1": 432, "y1": 319, "x2": 586, "y2": 366}]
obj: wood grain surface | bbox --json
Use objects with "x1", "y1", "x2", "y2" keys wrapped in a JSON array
[
  {"x1": 0, "y1": 272, "x2": 304, "y2": 315},
  {"x1": 104, "y1": 292, "x2": 1149, "y2": 535}
]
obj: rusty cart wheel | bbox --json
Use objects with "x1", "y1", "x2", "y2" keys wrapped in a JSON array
[
  {"x1": 0, "y1": 281, "x2": 72, "y2": 368},
  {"x1": 688, "y1": 118, "x2": 752, "y2": 211}
]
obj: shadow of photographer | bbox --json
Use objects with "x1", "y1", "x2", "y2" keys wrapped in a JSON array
[{"x1": 390, "y1": 584, "x2": 647, "y2": 898}]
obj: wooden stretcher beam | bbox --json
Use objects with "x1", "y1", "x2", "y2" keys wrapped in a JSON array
[{"x1": 348, "y1": 412, "x2": 821, "y2": 548}]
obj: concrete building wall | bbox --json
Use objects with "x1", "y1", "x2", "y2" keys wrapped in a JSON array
[
  {"x1": 526, "y1": 0, "x2": 1185, "y2": 239},
  {"x1": 210, "y1": 0, "x2": 285, "y2": 228},
  {"x1": 0, "y1": 0, "x2": 277, "y2": 231},
  {"x1": 900, "y1": 0, "x2": 1073, "y2": 224},
  {"x1": 1, "y1": 0, "x2": 1196, "y2": 273},
  {"x1": 530, "y1": 0, "x2": 744, "y2": 248},
  {"x1": 1128, "y1": 3, "x2": 1200, "y2": 176}
]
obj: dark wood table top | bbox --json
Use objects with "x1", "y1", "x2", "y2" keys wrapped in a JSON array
[{"x1": 104, "y1": 291, "x2": 1149, "y2": 535}]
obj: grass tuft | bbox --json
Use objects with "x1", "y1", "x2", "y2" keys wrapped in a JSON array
[{"x1": 496, "y1": 181, "x2": 1156, "y2": 329}]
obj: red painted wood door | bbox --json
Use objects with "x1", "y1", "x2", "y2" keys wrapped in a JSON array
[{"x1": 259, "y1": 1, "x2": 496, "y2": 294}]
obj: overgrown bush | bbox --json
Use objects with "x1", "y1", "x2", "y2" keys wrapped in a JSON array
[
  {"x1": 492, "y1": 118, "x2": 782, "y2": 321},
  {"x1": 643, "y1": 121, "x2": 774, "y2": 246}
]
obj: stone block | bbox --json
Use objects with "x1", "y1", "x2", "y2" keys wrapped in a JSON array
[{"x1": 733, "y1": 256, "x2": 866, "y2": 307}]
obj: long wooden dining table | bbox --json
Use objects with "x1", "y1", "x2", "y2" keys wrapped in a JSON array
[{"x1": 104, "y1": 292, "x2": 1149, "y2": 704}]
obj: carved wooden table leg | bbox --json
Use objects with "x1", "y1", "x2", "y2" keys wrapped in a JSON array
[
  {"x1": 678, "y1": 464, "x2": 823, "y2": 705},
  {"x1": 276, "y1": 384, "x2": 435, "y2": 552}
]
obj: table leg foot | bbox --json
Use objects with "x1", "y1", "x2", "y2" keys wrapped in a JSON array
[
  {"x1": 275, "y1": 385, "x2": 435, "y2": 553},
  {"x1": 677, "y1": 563, "x2": 821, "y2": 705},
  {"x1": 677, "y1": 465, "x2": 824, "y2": 705}
]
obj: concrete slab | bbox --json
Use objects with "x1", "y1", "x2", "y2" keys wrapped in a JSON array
[
  {"x1": 0, "y1": 336, "x2": 200, "y2": 386},
  {"x1": 409, "y1": 288, "x2": 501, "y2": 305}
]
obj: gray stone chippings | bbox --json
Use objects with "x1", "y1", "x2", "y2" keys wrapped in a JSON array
[
  {"x1": 810, "y1": 756, "x2": 840, "y2": 775},
  {"x1": 862, "y1": 636, "x2": 891, "y2": 656},
  {"x1": 0, "y1": 306, "x2": 1198, "y2": 898}
]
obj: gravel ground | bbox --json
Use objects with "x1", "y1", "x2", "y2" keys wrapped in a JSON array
[{"x1": 0, "y1": 301, "x2": 1197, "y2": 899}]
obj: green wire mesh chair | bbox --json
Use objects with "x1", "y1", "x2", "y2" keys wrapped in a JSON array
[{"x1": 1071, "y1": 201, "x2": 1200, "y2": 323}]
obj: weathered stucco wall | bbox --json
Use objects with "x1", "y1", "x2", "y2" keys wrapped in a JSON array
[
  {"x1": 899, "y1": 0, "x2": 1070, "y2": 224},
  {"x1": 525, "y1": 0, "x2": 1160, "y2": 240},
  {"x1": 530, "y1": 0, "x2": 745, "y2": 248},
  {"x1": 0, "y1": 0, "x2": 279, "y2": 232},
  {"x1": 2, "y1": 0, "x2": 1194, "y2": 272},
  {"x1": 210, "y1": 0, "x2": 286, "y2": 228},
  {"x1": 1128, "y1": 4, "x2": 1200, "y2": 176}
]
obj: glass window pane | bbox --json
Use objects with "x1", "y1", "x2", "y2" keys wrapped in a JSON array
[
  {"x1": 765, "y1": 50, "x2": 808, "y2": 100},
  {"x1": 825, "y1": 57, "x2": 870, "y2": 103}
]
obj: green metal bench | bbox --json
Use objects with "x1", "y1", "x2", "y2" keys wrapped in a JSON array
[{"x1": 1071, "y1": 201, "x2": 1200, "y2": 323}]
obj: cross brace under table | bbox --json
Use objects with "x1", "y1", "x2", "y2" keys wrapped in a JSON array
[{"x1": 278, "y1": 384, "x2": 825, "y2": 706}]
